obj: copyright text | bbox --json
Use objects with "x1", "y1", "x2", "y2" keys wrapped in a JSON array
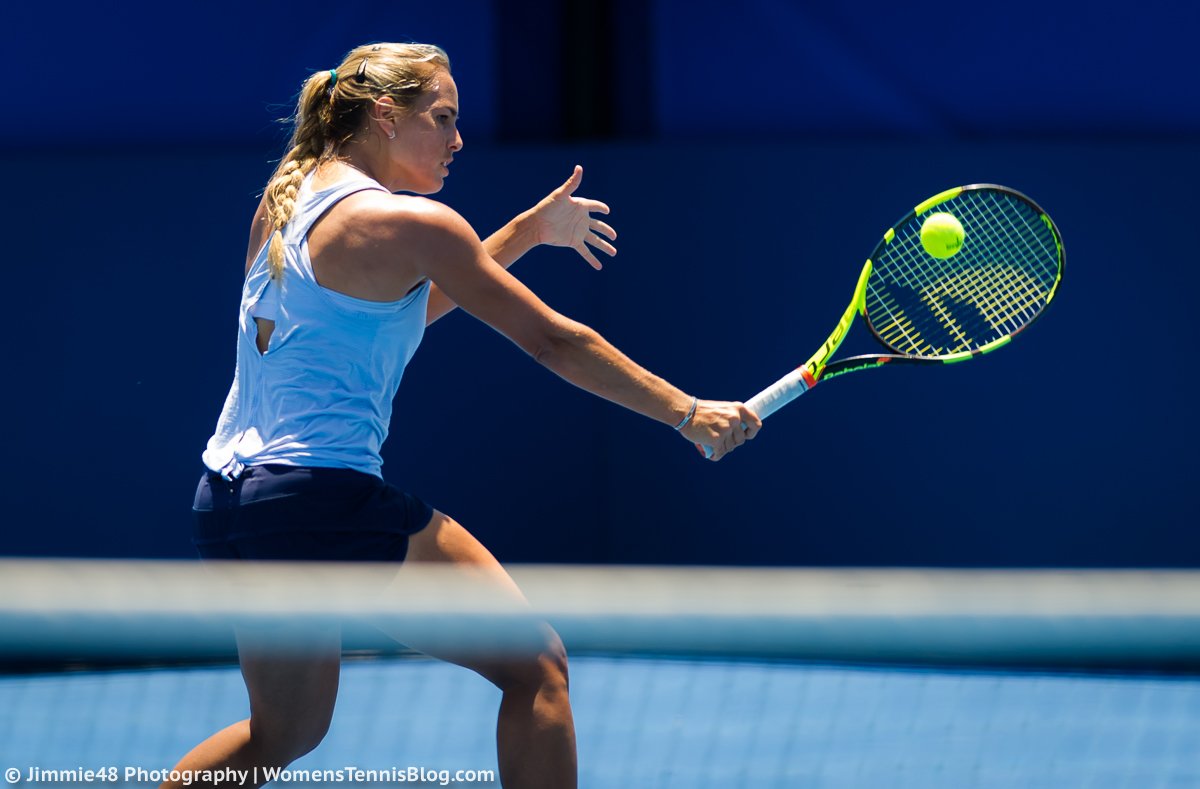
[{"x1": 6, "y1": 765, "x2": 497, "y2": 785}]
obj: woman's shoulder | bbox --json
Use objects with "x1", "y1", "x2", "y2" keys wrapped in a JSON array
[
  {"x1": 310, "y1": 162, "x2": 468, "y2": 233},
  {"x1": 342, "y1": 191, "x2": 473, "y2": 248},
  {"x1": 303, "y1": 189, "x2": 475, "y2": 282}
]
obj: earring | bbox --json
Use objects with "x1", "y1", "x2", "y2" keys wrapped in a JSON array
[{"x1": 387, "y1": 130, "x2": 396, "y2": 140}]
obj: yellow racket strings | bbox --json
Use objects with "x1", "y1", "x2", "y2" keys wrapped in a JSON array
[{"x1": 866, "y1": 190, "x2": 1061, "y2": 357}]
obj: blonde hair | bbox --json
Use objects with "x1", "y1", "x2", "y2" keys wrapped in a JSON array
[{"x1": 263, "y1": 43, "x2": 451, "y2": 280}]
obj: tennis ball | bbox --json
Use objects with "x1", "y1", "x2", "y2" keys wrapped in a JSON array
[{"x1": 920, "y1": 212, "x2": 965, "y2": 259}]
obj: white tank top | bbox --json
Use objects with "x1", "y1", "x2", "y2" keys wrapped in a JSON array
[{"x1": 202, "y1": 171, "x2": 430, "y2": 479}]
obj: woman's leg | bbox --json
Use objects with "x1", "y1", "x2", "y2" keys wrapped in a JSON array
[
  {"x1": 399, "y1": 510, "x2": 577, "y2": 789},
  {"x1": 158, "y1": 626, "x2": 341, "y2": 789}
]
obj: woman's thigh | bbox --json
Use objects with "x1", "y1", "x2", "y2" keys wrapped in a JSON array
[
  {"x1": 393, "y1": 511, "x2": 565, "y2": 686},
  {"x1": 236, "y1": 625, "x2": 342, "y2": 749}
]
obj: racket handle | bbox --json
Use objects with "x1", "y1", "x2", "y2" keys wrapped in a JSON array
[{"x1": 700, "y1": 367, "x2": 816, "y2": 459}]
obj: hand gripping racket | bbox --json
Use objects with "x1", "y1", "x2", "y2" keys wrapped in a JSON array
[{"x1": 703, "y1": 184, "x2": 1064, "y2": 457}]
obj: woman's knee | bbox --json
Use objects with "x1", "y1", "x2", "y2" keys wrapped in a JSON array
[
  {"x1": 249, "y1": 709, "x2": 334, "y2": 765},
  {"x1": 485, "y1": 625, "x2": 570, "y2": 694},
  {"x1": 534, "y1": 627, "x2": 570, "y2": 689}
]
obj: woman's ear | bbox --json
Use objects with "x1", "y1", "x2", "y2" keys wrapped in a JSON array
[{"x1": 372, "y1": 96, "x2": 398, "y2": 140}]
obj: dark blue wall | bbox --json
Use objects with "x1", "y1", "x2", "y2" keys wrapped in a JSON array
[
  {"x1": 654, "y1": 1, "x2": 1200, "y2": 140},
  {"x1": 2, "y1": 2, "x2": 498, "y2": 147},
  {"x1": 2, "y1": 1, "x2": 1197, "y2": 566},
  {"x1": 7, "y1": 1, "x2": 1199, "y2": 146},
  {"x1": 3, "y1": 141, "x2": 1196, "y2": 566}
]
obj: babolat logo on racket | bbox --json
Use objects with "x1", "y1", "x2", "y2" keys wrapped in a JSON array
[{"x1": 702, "y1": 184, "x2": 1063, "y2": 458}]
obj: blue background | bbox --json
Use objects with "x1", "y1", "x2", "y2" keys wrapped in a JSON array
[{"x1": 2, "y1": 1, "x2": 1196, "y2": 566}]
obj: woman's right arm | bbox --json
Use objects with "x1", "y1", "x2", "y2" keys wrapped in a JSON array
[{"x1": 387, "y1": 197, "x2": 760, "y2": 460}]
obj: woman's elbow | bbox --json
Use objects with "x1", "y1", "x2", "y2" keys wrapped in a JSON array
[{"x1": 530, "y1": 320, "x2": 594, "y2": 370}]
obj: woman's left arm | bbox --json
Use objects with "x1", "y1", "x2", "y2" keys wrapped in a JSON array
[{"x1": 425, "y1": 165, "x2": 617, "y2": 324}]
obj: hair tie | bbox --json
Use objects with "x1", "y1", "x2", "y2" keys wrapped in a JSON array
[{"x1": 328, "y1": 69, "x2": 338, "y2": 86}]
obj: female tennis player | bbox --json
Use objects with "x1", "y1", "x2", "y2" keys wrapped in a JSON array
[{"x1": 169, "y1": 42, "x2": 759, "y2": 789}]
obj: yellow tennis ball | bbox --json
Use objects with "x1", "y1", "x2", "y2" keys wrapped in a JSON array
[{"x1": 920, "y1": 212, "x2": 965, "y2": 259}]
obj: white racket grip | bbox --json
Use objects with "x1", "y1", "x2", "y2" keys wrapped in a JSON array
[
  {"x1": 700, "y1": 366, "x2": 816, "y2": 458},
  {"x1": 745, "y1": 366, "x2": 815, "y2": 421}
]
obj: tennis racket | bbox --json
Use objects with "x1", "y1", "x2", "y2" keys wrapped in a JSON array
[{"x1": 704, "y1": 184, "x2": 1064, "y2": 457}]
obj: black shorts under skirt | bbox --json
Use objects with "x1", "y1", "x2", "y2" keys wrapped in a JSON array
[{"x1": 192, "y1": 464, "x2": 434, "y2": 562}]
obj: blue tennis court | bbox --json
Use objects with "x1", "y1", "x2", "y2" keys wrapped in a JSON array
[{"x1": 4, "y1": 654, "x2": 1199, "y2": 788}]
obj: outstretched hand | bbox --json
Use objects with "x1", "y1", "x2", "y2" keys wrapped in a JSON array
[{"x1": 530, "y1": 165, "x2": 617, "y2": 270}]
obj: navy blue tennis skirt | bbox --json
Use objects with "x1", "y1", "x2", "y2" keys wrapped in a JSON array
[{"x1": 192, "y1": 465, "x2": 434, "y2": 562}]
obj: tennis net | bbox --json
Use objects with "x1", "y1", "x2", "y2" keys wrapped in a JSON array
[{"x1": 3, "y1": 561, "x2": 1200, "y2": 787}]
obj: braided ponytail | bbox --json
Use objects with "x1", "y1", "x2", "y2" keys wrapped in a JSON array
[
  {"x1": 264, "y1": 153, "x2": 319, "y2": 280},
  {"x1": 263, "y1": 69, "x2": 335, "y2": 280},
  {"x1": 260, "y1": 43, "x2": 451, "y2": 282}
]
